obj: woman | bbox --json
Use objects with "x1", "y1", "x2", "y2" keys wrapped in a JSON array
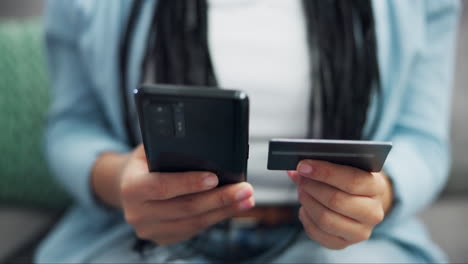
[{"x1": 37, "y1": 0, "x2": 460, "y2": 262}]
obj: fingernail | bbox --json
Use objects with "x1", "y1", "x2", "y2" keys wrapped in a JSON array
[
  {"x1": 203, "y1": 173, "x2": 218, "y2": 188},
  {"x1": 239, "y1": 198, "x2": 254, "y2": 211},
  {"x1": 298, "y1": 162, "x2": 313, "y2": 174},
  {"x1": 235, "y1": 188, "x2": 251, "y2": 201}
]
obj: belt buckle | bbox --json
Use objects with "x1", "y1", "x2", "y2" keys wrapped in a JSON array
[{"x1": 230, "y1": 216, "x2": 259, "y2": 229}]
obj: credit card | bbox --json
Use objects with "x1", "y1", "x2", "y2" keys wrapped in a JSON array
[{"x1": 267, "y1": 138, "x2": 392, "y2": 172}]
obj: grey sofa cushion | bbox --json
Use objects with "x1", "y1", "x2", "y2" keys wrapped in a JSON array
[
  {"x1": 444, "y1": 6, "x2": 468, "y2": 195},
  {"x1": 420, "y1": 196, "x2": 468, "y2": 263},
  {"x1": 0, "y1": 206, "x2": 60, "y2": 263}
]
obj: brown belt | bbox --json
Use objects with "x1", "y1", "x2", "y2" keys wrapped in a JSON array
[{"x1": 232, "y1": 205, "x2": 299, "y2": 227}]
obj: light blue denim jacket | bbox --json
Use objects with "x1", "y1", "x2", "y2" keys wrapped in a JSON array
[{"x1": 37, "y1": 0, "x2": 460, "y2": 262}]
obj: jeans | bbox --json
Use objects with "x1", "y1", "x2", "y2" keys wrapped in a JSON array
[{"x1": 86, "y1": 220, "x2": 431, "y2": 264}]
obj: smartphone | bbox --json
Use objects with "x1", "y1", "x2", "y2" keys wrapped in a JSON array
[
  {"x1": 267, "y1": 138, "x2": 392, "y2": 172},
  {"x1": 134, "y1": 84, "x2": 249, "y2": 186}
]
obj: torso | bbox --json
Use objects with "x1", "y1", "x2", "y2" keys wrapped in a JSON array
[{"x1": 208, "y1": 0, "x2": 311, "y2": 204}]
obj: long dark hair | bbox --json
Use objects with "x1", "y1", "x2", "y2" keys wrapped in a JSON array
[{"x1": 145, "y1": 0, "x2": 381, "y2": 140}]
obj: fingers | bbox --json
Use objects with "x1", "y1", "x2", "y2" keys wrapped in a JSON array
[
  {"x1": 135, "y1": 196, "x2": 255, "y2": 244},
  {"x1": 296, "y1": 160, "x2": 384, "y2": 196},
  {"x1": 287, "y1": 170, "x2": 301, "y2": 184},
  {"x1": 298, "y1": 189, "x2": 371, "y2": 244},
  {"x1": 143, "y1": 182, "x2": 254, "y2": 221},
  {"x1": 122, "y1": 171, "x2": 219, "y2": 202},
  {"x1": 132, "y1": 144, "x2": 147, "y2": 160},
  {"x1": 300, "y1": 179, "x2": 384, "y2": 225},
  {"x1": 293, "y1": 160, "x2": 387, "y2": 248},
  {"x1": 298, "y1": 207, "x2": 349, "y2": 250}
]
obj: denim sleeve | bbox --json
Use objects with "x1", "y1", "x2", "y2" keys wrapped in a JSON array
[
  {"x1": 376, "y1": 0, "x2": 461, "y2": 231},
  {"x1": 44, "y1": 0, "x2": 130, "y2": 214}
]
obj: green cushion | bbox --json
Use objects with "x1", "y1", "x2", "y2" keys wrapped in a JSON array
[{"x1": 0, "y1": 20, "x2": 71, "y2": 209}]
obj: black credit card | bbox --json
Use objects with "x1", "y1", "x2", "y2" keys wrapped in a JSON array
[{"x1": 267, "y1": 138, "x2": 392, "y2": 172}]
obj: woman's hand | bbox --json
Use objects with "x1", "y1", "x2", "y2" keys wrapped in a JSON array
[
  {"x1": 92, "y1": 144, "x2": 255, "y2": 245},
  {"x1": 288, "y1": 160, "x2": 393, "y2": 250}
]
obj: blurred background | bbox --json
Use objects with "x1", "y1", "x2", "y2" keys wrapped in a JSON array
[{"x1": 0, "y1": 0, "x2": 466, "y2": 263}]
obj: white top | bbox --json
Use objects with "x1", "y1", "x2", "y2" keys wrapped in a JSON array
[{"x1": 209, "y1": 0, "x2": 311, "y2": 204}]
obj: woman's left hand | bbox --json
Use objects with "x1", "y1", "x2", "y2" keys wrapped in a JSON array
[{"x1": 287, "y1": 160, "x2": 393, "y2": 250}]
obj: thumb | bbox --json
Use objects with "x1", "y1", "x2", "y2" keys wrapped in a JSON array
[{"x1": 133, "y1": 144, "x2": 147, "y2": 160}]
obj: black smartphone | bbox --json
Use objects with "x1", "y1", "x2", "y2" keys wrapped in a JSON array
[
  {"x1": 267, "y1": 138, "x2": 392, "y2": 172},
  {"x1": 134, "y1": 84, "x2": 249, "y2": 186}
]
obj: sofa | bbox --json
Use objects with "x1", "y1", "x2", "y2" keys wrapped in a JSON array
[{"x1": 1, "y1": 17, "x2": 467, "y2": 263}]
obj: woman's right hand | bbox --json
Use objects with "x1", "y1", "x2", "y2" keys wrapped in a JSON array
[{"x1": 92, "y1": 144, "x2": 255, "y2": 245}]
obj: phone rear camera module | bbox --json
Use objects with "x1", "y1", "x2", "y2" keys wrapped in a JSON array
[
  {"x1": 173, "y1": 103, "x2": 186, "y2": 137},
  {"x1": 150, "y1": 103, "x2": 175, "y2": 137}
]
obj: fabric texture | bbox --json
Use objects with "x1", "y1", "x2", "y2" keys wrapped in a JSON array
[
  {"x1": 37, "y1": 209, "x2": 444, "y2": 263},
  {"x1": 37, "y1": 0, "x2": 460, "y2": 262},
  {"x1": 0, "y1": 20, "x2": 70, "y2": 209}
]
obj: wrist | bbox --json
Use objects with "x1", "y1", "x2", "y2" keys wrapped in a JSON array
[
  {"x1": 91, "y1": 152, "x2": 130, "y2": 209},
  {"x1": 380, "y1": 171, "x2": 394, "y2": 215}
]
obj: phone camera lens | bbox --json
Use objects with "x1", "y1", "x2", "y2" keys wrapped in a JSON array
[{"x1": 151, "y1": 103, "x2": 174, "y2": 137}]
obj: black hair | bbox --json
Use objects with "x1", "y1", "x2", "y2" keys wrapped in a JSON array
[
  {"x1": 148, "y1": 0, "x2": 216, "y2": 86},
  {"x1": 145, "y1": 0, "x2": 381, "y2": 140}
]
